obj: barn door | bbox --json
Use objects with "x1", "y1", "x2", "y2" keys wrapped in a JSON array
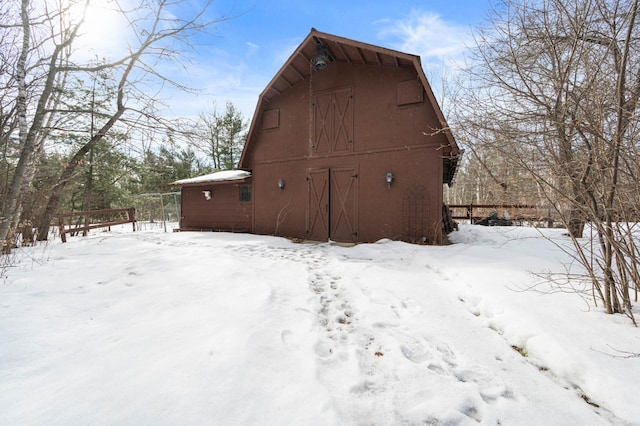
[
  {"x1": 313, "y1": 93, "x2": 332, "y2": 155},
  {"x1": 307, "y1": 168, "x2": 329, "y2": 241},
  {"x1": 313, "y1": 87, "x2": 353, "y2": 155},
  {"x1": 331, "y1": 88, "x2": 353, "y2": 153},
  {"x1": 330, "y1": 166, "x2": 358, "y2": 243},
  {"x1": 307, "y1": 167, "x2": 358, "y2": 242}
]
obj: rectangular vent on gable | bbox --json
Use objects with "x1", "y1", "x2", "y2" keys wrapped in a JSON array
[
  {"x1": 263, "y1": 108, "x2": 280, "y2": 130},
  {"x1": 397, "y1": 79, "x2": 424, "y2": 106}
]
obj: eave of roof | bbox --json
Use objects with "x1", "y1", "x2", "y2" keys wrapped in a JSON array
[
  {"x1": 169, "y1": 170, "x2": 252, "y2": 187},
  {"x1": 259, "y1": 29, "x2": 420, "y2": 103},
  {"x1": 239, "y1": 28, "x2": 460, "y2": 184}
]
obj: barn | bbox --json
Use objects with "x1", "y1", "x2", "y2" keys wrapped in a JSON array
[{"x1": 171, "y1": 29, "x2": 460, "y2": 244}]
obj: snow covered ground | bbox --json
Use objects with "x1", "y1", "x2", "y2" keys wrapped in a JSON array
[{"x1": 1, "y1": 224, "x2": 639, "y2": 425}]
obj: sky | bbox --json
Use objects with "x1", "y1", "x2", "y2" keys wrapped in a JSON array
[
  {"x1": 140, "y1": 0, "x2": 494, "y2": 121},
  {"x1": 1, "y1": 223, "x2": 639, "y2": 424}
]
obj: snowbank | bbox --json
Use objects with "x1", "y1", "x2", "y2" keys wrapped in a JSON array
[{"x1": 1, "y1": 225, "x2": 638, "y2": 425}]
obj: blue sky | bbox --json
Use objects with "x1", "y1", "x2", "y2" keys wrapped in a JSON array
[
  {"x1": 77, "y1": 0, "x2": 494, "y2": 122},
  {"x1": 162, "y1": 0, "x2": 494, "y2": 121}
]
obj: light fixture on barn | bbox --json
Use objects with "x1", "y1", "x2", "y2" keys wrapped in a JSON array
[
  {"x1": 386, "y1": 172, "x2": 394, "y2": 189},
  {"x1": 311, "y1": 43, "x2": 330, "y2": 71},
  {"x1": 202, "y1": 190, "x2": 212, "y2": 200},
  {"x1": 278, "y1": 179, "x2": 286, "y2": 191}
]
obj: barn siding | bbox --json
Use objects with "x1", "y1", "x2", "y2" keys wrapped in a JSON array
[
  {"x1": 247, "y1": 62, "x2": 446, "y2": 243},
  {"x1": 180, "y1": 184, "x2": 252, "y2": 231},
  {"x1": 174, "y1": 31, "x2": 458, "y2": 245},
  {"x1": 248, "y1": 63, "x2": 449, "y2": 165}
]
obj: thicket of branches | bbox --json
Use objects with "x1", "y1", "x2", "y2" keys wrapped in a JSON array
[{"x1": 454, "y1": 0, "x2": 640, "y2": 322}]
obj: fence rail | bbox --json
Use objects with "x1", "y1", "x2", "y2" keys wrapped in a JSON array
[
  {"x1": 448, "y1": 204, "x2": 540, "y2": 223},
  {"x1": 57, "y1": 207, "x2": 136, "y2": 242}
]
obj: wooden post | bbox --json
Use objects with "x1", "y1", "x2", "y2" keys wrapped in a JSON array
[
  {"x1": 128, "y1": 208, "x2": 136, "y2": 231},
  {"x1": 58, "y1": 217, "x2": 67, "y2": 243}
]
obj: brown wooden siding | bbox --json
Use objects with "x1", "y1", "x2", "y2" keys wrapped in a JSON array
[
  {"x1": 180, "y1": 184, "x2": 252, "y2": 231},
  {"x1": 176, "y1": 30, "x2": 460, "y2": 244},
  {"x1": 247, "y1": 61, "x2": 445, "y2": 243}
]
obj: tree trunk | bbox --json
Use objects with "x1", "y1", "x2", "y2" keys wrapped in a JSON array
[
  {"x1": 1, "y1": 0, "x2": 77, "y2": 248},
  {"x1": 0, "y1": 0, "x2": 31, "y2": 251},
  {"x1": 36, "y1": 183, "x2": 66, "y2": 241},
  {"x1": 567, "y1": 211, "x2": 585, "y2": 239}
]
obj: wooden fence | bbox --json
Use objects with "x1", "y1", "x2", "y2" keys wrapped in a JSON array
[
  {"x1": 58, "y1": 208, "x2": 136, "y2": 242},
  {"x1": 448, "y1": 204, "x2": 544, "y2": 224}
]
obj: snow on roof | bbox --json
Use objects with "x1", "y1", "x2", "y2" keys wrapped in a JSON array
[{"x1": 170, "y1": 170, "x2": 251, "y2": 186}]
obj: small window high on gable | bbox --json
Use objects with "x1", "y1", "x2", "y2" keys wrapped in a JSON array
[
  {"x1": 263, "y1": 108, "x2": 280, "y2": 130},
  {"x1": 397, "y1": 79, "x2": 424, "y2": 106}
]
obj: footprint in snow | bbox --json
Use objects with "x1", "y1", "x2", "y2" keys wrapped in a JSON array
[
  {"x1": 400, "y1": 341, "x2": 433, "y2": 364},
  {"x1": 455, "y1": 368, "x2": 515, "y2": 405},
  {"x1": 314, "y1": 340, "x2": 334, "y2": 358},
  {"x1": 280, "y1": 330, "x2": 300, "y2": 351}
]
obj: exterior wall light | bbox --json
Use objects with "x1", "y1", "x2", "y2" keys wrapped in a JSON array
[
  {"x1": 312, "y1": 43, "x2": 330, "y2": 71},
  {"x1": 386, "y1": 172, "x2": 394, "y2": 189},
  {"x1": 312, "y1": 53, "x2": 328, "y2": 71},
  {"x1": 202, "y1": 190, "x2": 212, "y2": 200},
  {"x1": 278, "y1": 179, "x2": 286, "y2": 191}
]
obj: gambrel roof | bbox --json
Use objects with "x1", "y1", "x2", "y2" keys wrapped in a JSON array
[{"x1": 239, "y1": 29, "x2": 460, "y2": 184}]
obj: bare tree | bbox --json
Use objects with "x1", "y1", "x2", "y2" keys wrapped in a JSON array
[
  {"x1": 0, "y1": 0, "x2": 78, "y2": 250},
  {"x1": 457, "y1": 0, "x2": 640, "y2": 321},
  {"x1": 196, "y1": 101, "x2": 247, "y2": 170},
  {"x1": 0, "y1": 0, "x2": 220, "y2": 248}
]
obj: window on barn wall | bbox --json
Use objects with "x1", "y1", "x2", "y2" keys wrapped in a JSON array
[
  {"x1": 239, "y1": 185, "x2": 251, "y2": 202},
  {"x1": 312, "y1": 87, "x2": 353, "y2": 155}
]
